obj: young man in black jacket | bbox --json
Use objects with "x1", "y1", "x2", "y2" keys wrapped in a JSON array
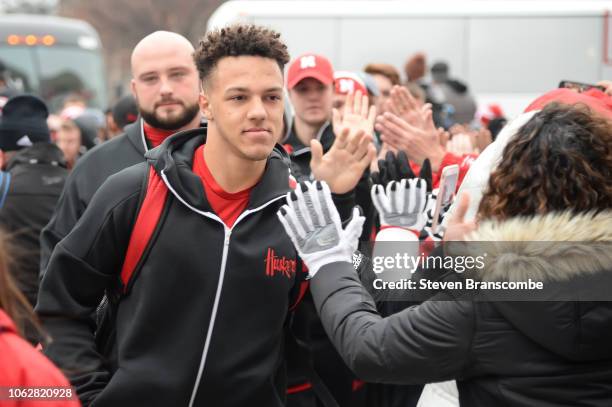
[
  {"x1": 36, "y1": 24, "x2": 375, "y2": 406},
  {"x1": 39, "y1": 30, "x2": 202, "y2": 278}
]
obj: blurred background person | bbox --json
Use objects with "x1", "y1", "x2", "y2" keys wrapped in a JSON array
[
  {"x1": 74, "y1": 109, "x2": 105, "y2": 148},
  {"x1": 333, "y1": 71, "x2": 368, "y2": 110},
  {"x1": 55, "y1": 118, "x2": 82, "y2": 170},
  {"x1": 476, "y1": 103, "x2": 507, "y2": 142},
  {"x1": 404, "y1": 52, "x2": 427, "y2": 84},
  {"x1": 285, "y1": 53, "x2": 335, "y2": 177},
  {"x1": 47, "y1": 114, "x2": 63, "y2": 143},
  {"x1": 429, "y1": 61, "x2": 477, "y2": 126},
  {"x1": 364, "y1": 63, "x2": 401, "y2": 115},
  {"x1": 0, "y1": 95, "x2": 67, "y2": 335},
  {"x1": 55, "y1": 108, "x2": 105, "y2": 169},
  {"x1": 108, "y1": 94, "x2": 138, "y2": 139}
]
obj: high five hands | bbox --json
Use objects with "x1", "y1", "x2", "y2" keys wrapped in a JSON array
[
  {"x1": 376, "y1": 85, "x2": 446, "y2": 170},
  {"x1": 310, "y1": 90, "x2": 377, "y2": 194}
]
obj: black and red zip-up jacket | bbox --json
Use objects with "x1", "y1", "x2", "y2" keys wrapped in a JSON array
[{"x1": 36, "y1": 127, "x2": 309, "y2": 407}]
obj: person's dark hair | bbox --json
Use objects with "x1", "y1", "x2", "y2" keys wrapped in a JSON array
[
  {"x1": 487, "y1": 117, "x2": 508, "y2": 141},
  {"x1": 193, "y1": 24, "x2": 290, "y2": 87},
  {"x1": 479, "y1": 103, "x2": 612, "y2": 220},
  {"x1": 364, "y1": 63, "x2": 401, "y2": 86},
  {"x1": 0, "y1": 230, "x2": 43, "y2": 339}
]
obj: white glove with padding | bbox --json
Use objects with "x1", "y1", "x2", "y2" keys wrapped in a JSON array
[
  {"x1": 371, "y1": 178, "x2": 429, "y2": 241},
  {"x1": 277, "y1": 181, "x2": 365, "y2": 279}
]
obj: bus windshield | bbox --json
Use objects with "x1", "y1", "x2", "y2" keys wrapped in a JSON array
[{"x1": 0, "y1": 46, "x2": 106, "y2": 112}]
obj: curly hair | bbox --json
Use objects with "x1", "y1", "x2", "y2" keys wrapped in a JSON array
[
  {"x1": 478, "y1": 103, "x2": 612, "y2": 221},
  {"x1": 193, "y1": 24, "x2": 290, "y2": 87}
]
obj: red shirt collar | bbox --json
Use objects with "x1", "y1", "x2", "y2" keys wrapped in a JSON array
[
  {"x1": 143, "y1": 122, "x2": 176, "y2": 148},
  {"x1": 193, "y1": 144, "x2": 252, "y2": 200}
]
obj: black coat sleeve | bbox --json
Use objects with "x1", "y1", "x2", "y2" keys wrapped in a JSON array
[
  {"x1": 35, "y1": 164, "x2": 145, "y2": 404},
  {"x1": 309, "y1": 260, "x2": 475, "y2": 385},
  {"x1": 39, "y1": 166, "x2": 89, "y2": 279}
]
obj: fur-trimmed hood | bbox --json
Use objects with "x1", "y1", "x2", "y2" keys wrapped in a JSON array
[
  {"x1": 468, "y1": 211, "x2": 612, "y2": 283},
  {"x1": 465, "y1": 211, "x2": 612, "y2": 361}
]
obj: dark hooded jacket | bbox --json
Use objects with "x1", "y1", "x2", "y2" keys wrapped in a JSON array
[
  {"x1": 40, "y1": 119, "x2": 149, "y2": 277},
  {"x1": 36, "y1": 127, "x2": 306, "y2": 406},
  {"x1": 311, "y1": 211, "x2": 612, "y2": 406},
  {"x1": 0, "y1": 143, "x2": 67, "y2": 307}
]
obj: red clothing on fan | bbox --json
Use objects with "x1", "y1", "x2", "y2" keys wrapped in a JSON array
[
  {"x1": 143, "y1": 122, "x2": 175, "y2": 148},
  {"x1": 192, "y1": 144, "x2": 252, "y2": 228},
  {"x1": 525, "y1": 88, "x2": 612, "y2": 119},
  {"x1": 410, "y1": 152, "x2": 476, "y2": 192},
  {"x1": 0, "y1": 309, "x2": 80, "y2": 406}
]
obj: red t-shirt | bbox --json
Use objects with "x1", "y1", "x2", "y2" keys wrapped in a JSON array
[
  {"x1": 143, "y1": 122, "x2": 175, "y2": 148},
  {"x1": 192, "y1": 144, "x2": 252, "y2": 228}
]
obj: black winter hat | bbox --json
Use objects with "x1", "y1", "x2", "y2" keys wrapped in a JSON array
[
  {"x1": 0, "y1": 94, "x2": 50, "y2": 151},
  {"x1": 111, "y1": 95, "x2": 138, "y2": 129},
  {"x1": 73, "y1": 110, "x2": 103, "y2": 150}
]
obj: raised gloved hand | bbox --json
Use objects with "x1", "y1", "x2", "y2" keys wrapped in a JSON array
[
  {"x1": 370, "y1": 152, "x2": 432, "y2": 237},
  {"x1": 371, "y1": 178, "x2": 429, "y2": 232},
  {"x1": 277, "y1": 181, "x2": 365, "y2": 279},
  {"x1": 371, "y1": 150, "x2": 432, "y2": 190}
]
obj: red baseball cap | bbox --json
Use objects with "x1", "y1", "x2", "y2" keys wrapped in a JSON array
[
  {"x1": 287, "y1": 53, "x2": 334, "y2": 90},
  {"x1": 333, "y1": 71, "x2": 368, "y2": 95}
]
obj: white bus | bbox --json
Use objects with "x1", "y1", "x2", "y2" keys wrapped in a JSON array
[
  {"x1": 0, "y1": 14, "x2": 107, "y2": 111},
  {"x1": 208, "y1": 0, "x2": 612, "y2": 118}
]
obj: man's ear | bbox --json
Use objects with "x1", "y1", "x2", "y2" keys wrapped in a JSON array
[
  {"x1": 199, "y1": 92, "x2": 213, "y2": 121},
  {"x1": 130, "y1": 78, "x2": 137, "y2": 99},
  {"x1": 0, "y1": 150, "x2": 5, "y2": 170}
]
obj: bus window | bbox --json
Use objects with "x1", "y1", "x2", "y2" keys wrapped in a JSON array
[
  {"x1": 34, "y1": 47, "x2": 106, "y2": 112},
  {"x1": 0, "y1": 14, "x2": 107, "y2": 112},
  {"x1": 0, "y1": 47, "x2": 38, "y2": 93}
]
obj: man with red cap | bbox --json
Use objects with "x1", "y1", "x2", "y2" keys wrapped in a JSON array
[
  {"x1": 284, "y1": 54, "x2": 375, "y2": 407},
  {"x1": 284, "y1": 53, "x2": 336, "y2": 180}
]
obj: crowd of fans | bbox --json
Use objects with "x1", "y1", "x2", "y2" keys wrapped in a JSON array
[{"x1": 0, "y1": 23, "x2": 611, "y2": 407}]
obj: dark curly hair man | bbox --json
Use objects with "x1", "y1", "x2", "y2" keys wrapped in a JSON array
[{"x1": 37, "y1": 24, "x2": 311, "y2": 407}]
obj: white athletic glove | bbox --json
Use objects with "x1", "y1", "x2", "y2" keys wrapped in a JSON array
[
  {"x1": 371, "y1": 178, "x2": 429, "y2": 233},
  {"x1": 277, "y1": 181, "x2": 365, "y2": 279}
]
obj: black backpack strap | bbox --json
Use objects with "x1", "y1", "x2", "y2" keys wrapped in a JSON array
[
  {"x1": 95, "y1": 164, "x2": 168, "y2": 362},
  {"x1": 119, "y1": 165, "x2": 169, "y2": 292}
]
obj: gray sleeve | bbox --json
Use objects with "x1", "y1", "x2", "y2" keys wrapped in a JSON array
[{"x1": 309, "y1": 261, "x2": 475, "y2": 385}]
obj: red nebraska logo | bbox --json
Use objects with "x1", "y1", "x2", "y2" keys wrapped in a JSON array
[{"x1": 265, "y1": 248, "x2": 296, "y2": 278}]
